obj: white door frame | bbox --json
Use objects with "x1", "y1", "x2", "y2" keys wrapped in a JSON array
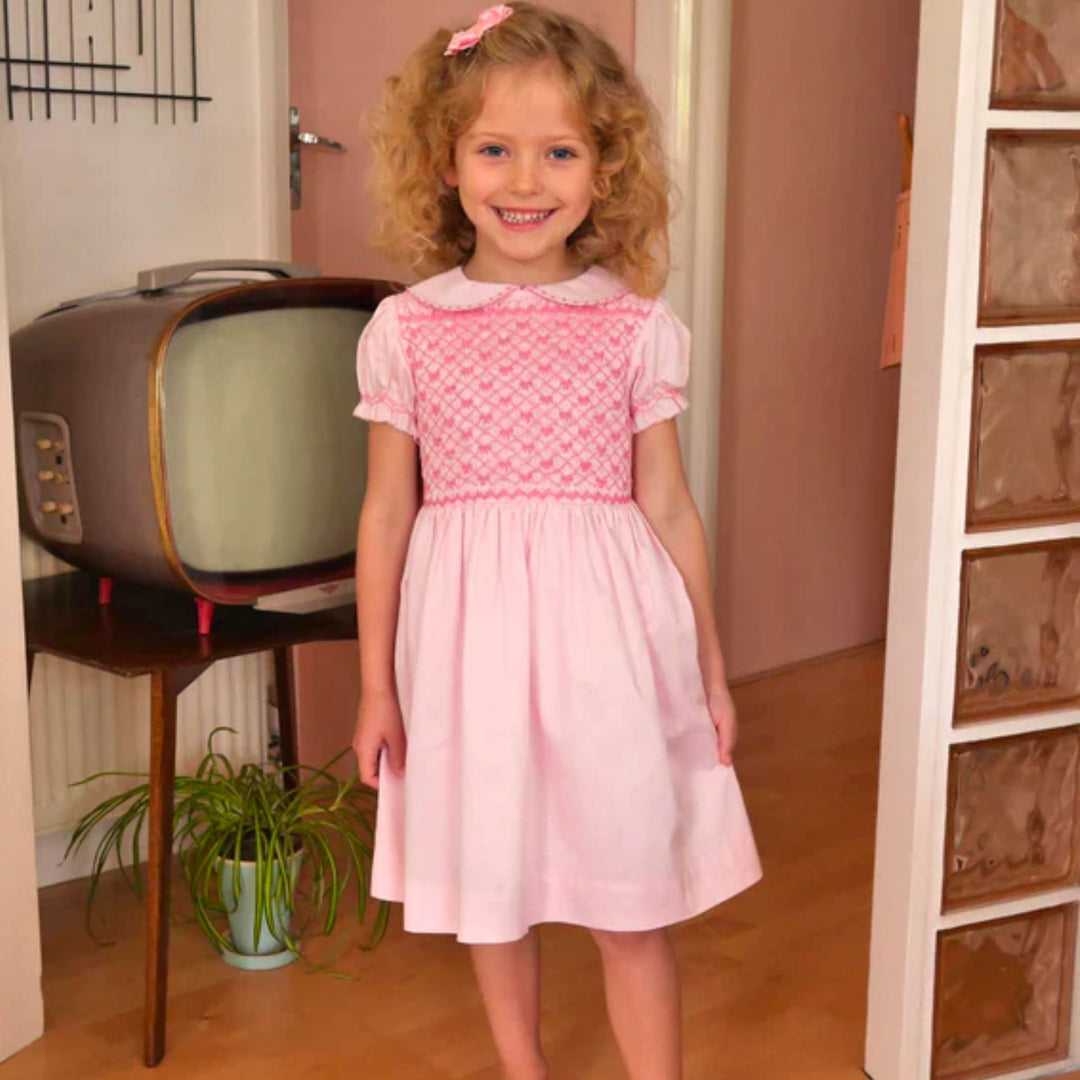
[
  {"x1": 867, "y1": 0, "x2": 1080, "y2": 1077},
  {"x1": 635, "y1": 0, "x2": 731, "y2": 561},
  {"x1": 0, "y1": 182, "x2": 45, "y2": 1064}
]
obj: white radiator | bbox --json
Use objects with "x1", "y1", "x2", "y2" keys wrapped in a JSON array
[{"x1": 24, "y1": 538, "x2": 270, "y2": 887}]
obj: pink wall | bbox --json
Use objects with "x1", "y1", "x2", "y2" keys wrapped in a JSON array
[
  {"x1": 716, "y1": 0, "x2": 920, "y2": 680},
  {"x1": 288, "y1": 0, "x2": 635, "y2": 771}
]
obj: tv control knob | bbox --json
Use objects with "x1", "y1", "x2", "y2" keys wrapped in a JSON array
[
  {"x1": 54, "y1": 472, "x2": 68, "y2": 485},
  {"x1": 35, "y1": 438, "x2": 54, "y2": 451},
  {"x1": 58, "y1": 503, "x2": 74, "y2": 516},
  {"x1": 37, "y1": 470, "x2": 55, "y2": 482},
  {"x1": 40, "y1": 500, "x2": 58, "y2": 514}
]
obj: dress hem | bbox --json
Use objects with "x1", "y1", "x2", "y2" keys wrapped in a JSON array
[{"x1": 372, "y1": 867, "x2": 764, "y2": 945}]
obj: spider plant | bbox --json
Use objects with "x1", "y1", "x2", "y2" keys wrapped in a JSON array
[{"x1": 65, "y1": 727, "x2": 389, "y2": 960}]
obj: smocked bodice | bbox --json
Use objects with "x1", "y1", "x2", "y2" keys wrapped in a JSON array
[
  {"x1": 353, "y1": 265, "x2": 692, "y2": 506},
  {"x1": 397, "y1": 290, "x2": 652, "y2": 505}
]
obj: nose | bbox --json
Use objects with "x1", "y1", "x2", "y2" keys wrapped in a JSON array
[{"x1": 508, "y1": 155, "x2": 541, "y2": 196}]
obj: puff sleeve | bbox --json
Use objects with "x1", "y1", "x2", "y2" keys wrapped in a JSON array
[
  {"x1": 629, "y1": 298, "x2": 691, "y2": 433},
  {"x1": 353, "y1": 298, "x2": 417, "y2": 438}
]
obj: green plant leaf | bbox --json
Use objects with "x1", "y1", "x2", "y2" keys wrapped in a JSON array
[{"x1": 64, "y1": 729, "x2": 384, "y2": 966}]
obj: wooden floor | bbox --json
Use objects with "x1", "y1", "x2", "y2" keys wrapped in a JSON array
[{"x1": 3, "y1": 645, "x2": 888, "y2": 1080}]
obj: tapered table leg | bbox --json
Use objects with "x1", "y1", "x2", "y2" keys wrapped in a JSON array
[{"x1": 144, "y1": 669, "x2": 177, "y2": 1067}]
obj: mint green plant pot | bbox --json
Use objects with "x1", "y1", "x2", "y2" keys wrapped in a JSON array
[{"x1": 218, "y1": 853, "x2": 301, "y2": 971}]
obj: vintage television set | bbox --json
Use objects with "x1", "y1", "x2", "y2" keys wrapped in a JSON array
[{"x1": 9, "y1": 261, "x2": 398, "y2": 632}]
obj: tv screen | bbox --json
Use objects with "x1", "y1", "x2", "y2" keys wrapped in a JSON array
[{"x1": 163, "y1": 307, "x2": 371, "y2": 575}]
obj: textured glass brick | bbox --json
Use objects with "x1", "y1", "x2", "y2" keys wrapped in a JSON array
[
  {"x1": 945, "y1": 729, "x2": 1080, "y2": 908},
  {"x1": 933, "y1": 906, "x2": 1074, "y2": 1078}
]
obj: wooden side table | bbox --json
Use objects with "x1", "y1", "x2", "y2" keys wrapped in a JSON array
[{"x1": 23, "y1": 573, "x2": 358, "y2": 1067}]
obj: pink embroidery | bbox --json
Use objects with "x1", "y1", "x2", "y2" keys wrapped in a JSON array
[
  {"x1": 631, "y1": 387, "x2": 687, "y2": 426},
  {"x1": 426, "y1": 492, "x2": 634, "y2": 507},
  {"x1": 632, "y1": 386, "x2": 684, "y2": 411},
  {"x1": 395, "y1": 290, "x2": 660, "y2": 505},
  {"x1": 362, "y1": 392, "x2": 413, "y2": 416},
  {"x1": 357, "y1": 392, "x2": 417, "y2": 436}
]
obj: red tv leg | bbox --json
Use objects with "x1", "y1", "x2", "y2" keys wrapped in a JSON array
[
  {"x1": 195, "y1": 598, "x2": 214, "y2": 636},
  {"x1": 98, "y1": 577, "x2": 113, "y2": 605}
]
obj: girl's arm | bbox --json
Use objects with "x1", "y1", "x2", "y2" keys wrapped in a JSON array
[
  {"x1": 353, "y1": 422, "x2": 420, "y2": 787},
  {"x1": 632, "y1": 418, "x2": 737, "y2": 765}
]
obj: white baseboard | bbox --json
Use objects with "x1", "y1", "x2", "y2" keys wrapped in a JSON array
[{"x1": 36, "y1": 823, "x2": 148, "y2": 889}]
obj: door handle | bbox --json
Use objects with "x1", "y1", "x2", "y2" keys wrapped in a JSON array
[
  {"x1": 290, "y1": 106, "x2": 347, "y2": 210},
  {"x1": 295, "y1": 131, "x2": 345, "y2": 151}
]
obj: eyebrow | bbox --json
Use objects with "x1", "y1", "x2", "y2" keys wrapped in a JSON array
[{"x1": 465, "y1": 131, "x2": 589, "y2": 144}]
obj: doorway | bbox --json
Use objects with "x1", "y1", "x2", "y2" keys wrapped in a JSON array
[{"x1": 286, "y1": 0, "x2": 919, "y2": 1076}]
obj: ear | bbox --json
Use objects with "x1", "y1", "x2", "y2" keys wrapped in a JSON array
[
  {"x1": 444, "y1": 164, "x2": 459, "y2": 189},
  {"x1": 591, "y1": 174, "x2": 611, "y2": 202}
]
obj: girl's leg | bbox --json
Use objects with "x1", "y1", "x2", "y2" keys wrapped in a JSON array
[
  {"x1": 589, "y1": 927, "x2": 682, "y2": 1080},
  {"x1": 469, "y1": 930, "x2": 548, "y2": 1080}
]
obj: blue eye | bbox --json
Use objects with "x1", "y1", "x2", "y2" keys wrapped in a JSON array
[
  {"x1": 479, "y1": 145, "x2": 507, "y2": 158},
  {"x1": 550, "y1": 147, "x2": 577, "y2": 161}
]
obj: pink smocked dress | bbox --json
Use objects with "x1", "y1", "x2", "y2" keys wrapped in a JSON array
[{"x1": 354, "y1": 265, "x2": 761, "y2": 943}]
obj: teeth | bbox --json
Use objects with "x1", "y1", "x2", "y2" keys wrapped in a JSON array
[{"x1": 498, "y1": 209, "x2": 552, "y2": 224}]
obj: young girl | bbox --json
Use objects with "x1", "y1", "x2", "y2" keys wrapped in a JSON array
[{"x1": 352, "y1": 5, "x2": 761, "y2": 1077}]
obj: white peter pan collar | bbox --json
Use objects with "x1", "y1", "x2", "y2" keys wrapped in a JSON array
[{"x1": 406, "y1": 264, "x2": 630, "y2": 311}]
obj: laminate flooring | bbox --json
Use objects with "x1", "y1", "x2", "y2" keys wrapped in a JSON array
[{"x1": 3, "y1": 645, "x2": 890, "y2": 1079}]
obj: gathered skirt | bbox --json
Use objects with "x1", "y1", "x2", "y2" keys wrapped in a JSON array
[{"x1": 370, "y1": 498, "x2": 762, "y2": 943}]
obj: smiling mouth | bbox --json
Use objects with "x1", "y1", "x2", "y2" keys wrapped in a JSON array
[{"x1": 494, "y1": 208, "x2": 557, "y2": 225}]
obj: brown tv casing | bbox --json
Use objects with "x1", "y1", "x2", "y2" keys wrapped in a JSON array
[{"x1": 9, "y1": 265, "x2": 399, "y2": 607}]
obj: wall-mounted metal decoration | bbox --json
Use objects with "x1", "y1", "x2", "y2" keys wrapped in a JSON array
[{"x1": 0, "y1": 0, "x2": 208, "y2": 123}]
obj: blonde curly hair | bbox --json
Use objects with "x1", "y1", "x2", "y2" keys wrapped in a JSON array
[{"x1": 368, "y1": 2, "x2": 672, "y2": 297}]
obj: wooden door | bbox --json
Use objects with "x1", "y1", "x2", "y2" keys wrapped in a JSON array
[{"x1": 286, "y1": 1, "x2": 635, "y2": 771}]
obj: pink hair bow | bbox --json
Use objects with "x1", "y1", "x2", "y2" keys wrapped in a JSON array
[{"x1": 444, "y1": 5, "x2": 514, "y2": 56}]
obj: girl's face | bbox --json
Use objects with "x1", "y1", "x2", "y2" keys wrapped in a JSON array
[{"x1": 446, "y1": 63, "x2": 595, "y2": 284}]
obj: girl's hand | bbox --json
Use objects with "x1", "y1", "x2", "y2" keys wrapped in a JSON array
[
  {"x1": 706, "y1": 683, "x2": 737, "y2": 767},
  {"x1": 353, "y1": 690, "x2": 407, "y2": 789}
]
